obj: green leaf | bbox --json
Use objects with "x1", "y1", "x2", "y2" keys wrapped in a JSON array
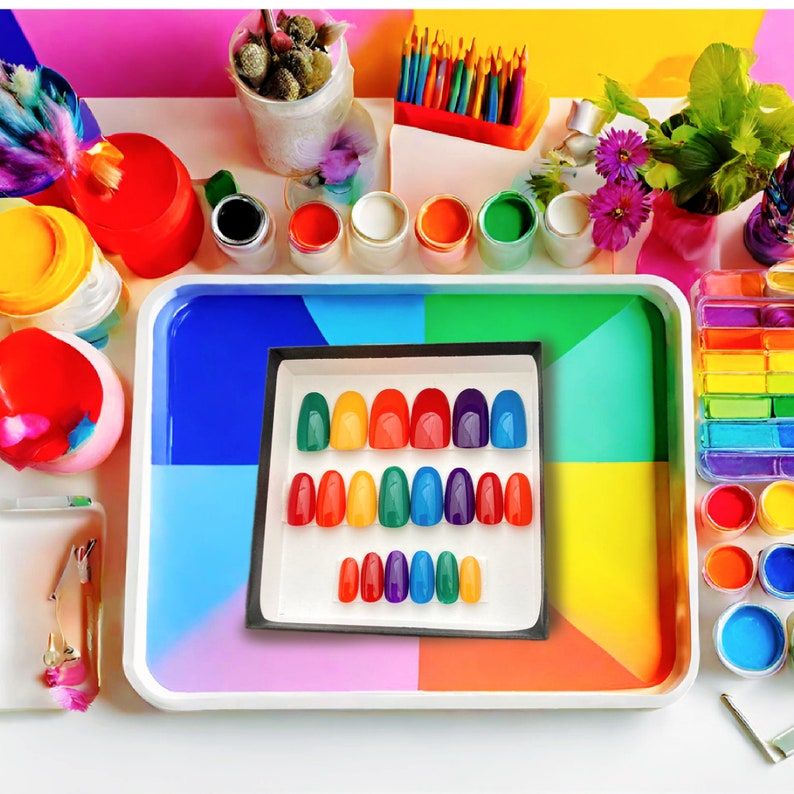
[
  {"x1": 730, "y1": 113, "x2": 760, "y2": 157},
  {"x1": 711, "y1": 157, "x2": 749, "y2": 213},
  {"x1": 525, "y1": 170, "x2": 570, "y2": 213},
  {"x1": 644, "y1": 161, "x2": 682, "y2": 190},
  {"x1": 759, "y1": 82, "x2": 794, "y2": 111},
  {"x1": 671, "y1": 124, "x2": 698, "y2": 144},
  {"x1": 687, "y1": 43, "x2": 754, "y2": 128},
  {"x1": 593, "y1": 76, "x2": 651, "y2": 125}
]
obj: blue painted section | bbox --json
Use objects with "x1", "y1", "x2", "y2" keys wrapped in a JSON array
[
  {"x1": 302, "y1": 294, "x2": 425, "y2": 344},
  {"x1": 151, "y1": 293, "x2": 327, "y2": 465},
  {"x1": 146, "y1": 464, "x2": 258, "y2": 665},
  {"x1": 0, "y1": 11, "x2": 38, "y2": 67}
]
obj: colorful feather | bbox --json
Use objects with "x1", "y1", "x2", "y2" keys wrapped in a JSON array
[
  {"x1": 49, "y1": 685, "x2": 94, "y2": 712},
  {"x1": 0, "y1": 61, "x2": 121, "y2": 197}
]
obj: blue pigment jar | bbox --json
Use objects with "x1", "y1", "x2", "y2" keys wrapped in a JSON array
[
  {"x1": 758, "y1": 543, "x2": 794, "y2": 599},
  {"x1": 713, "y1": 602, "x2": 787, "y2": 678}
]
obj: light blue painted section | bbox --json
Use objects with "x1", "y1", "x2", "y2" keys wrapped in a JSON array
[
  {"x1": 146, "y1": 464, "x2": 259, "y2": 665},
  {"x1": 302, "y1": 294, "x2": 426, "y2": 345}
]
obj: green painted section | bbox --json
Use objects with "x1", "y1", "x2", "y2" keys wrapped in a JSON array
[{"x1": 424, "y1": 293, "x2": 669, "y2": 462}]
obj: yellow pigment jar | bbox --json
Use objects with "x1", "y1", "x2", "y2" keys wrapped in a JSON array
[
  {"x1": 0, "y1": 205, "x2": 127, "y2": 347},
  {"x1": 758, "y1": 480, "x2": 794, "y2": 536}
]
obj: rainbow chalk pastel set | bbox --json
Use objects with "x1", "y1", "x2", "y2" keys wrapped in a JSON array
[{"x1": 6, "y1": 12, "x2": 794, "y2": 750}]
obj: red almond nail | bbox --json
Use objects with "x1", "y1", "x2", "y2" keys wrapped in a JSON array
[
  {"x1": 369, "y1": 388, "x2": 410, "y2": 449},
  {"x1": 504, "y1": 472, "x2": 533, "y2": 526},
  {"x1": 316, "y1": 470, "x2": 346, "y2": 527},
  {"x1": 361, "y1": 552, "x2": 384, "y2": 602},
  {"x1": 476, "y1": 472, "x2": 504, "y2": 524},
  {"x1": 338, "y1": 557, "x2": 359, "y2": 603},
  {"x1": 410, "y1": 387, "x2": 450, "y2": 449},
  {"x1": 287, "y1": 472, "x2": 315, "y2": 525}
]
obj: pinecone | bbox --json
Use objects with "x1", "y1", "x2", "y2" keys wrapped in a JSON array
[
  {"x1": 235, "y1": 42, "x2": 270, "y2": 89},
  {"x1": 285, "y1": 15, "x2": 316, "y2": 46},
  {"x1": 304, "y1": 49, "x2": 332, "y2": 95},
  {"x1": 281, "y1": 48, "x2": 314, "y2": 95},
  {"x1": 263, "y1": 67, "x2": 300, "y2": 101}
]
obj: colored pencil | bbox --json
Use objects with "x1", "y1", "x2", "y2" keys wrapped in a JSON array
[
  {"x1": 469, "y1": 49, "x2": 490, "y2": 120},
  {"x1": 432, "y1": 42, "x2": 450, "y2": 109},
  {"x1": 509, "y1": 45, "x2": 528, "y2": 127},
  {"x1": 486, "y1": 54, "x2": 499, "y2": 123},
  {"x1": 454, "y1": 39, "x2": 477, "y2": 115},
  {"x1": 412, "y1": 27, "x2": 430, "y2": 104},
  {"x1": 422, "y1": 34, "x2": 440, "y2": 107},
  {"x1": 445, "y1": 39, "x2": 465, "y2": 112},
  {"x1": 397, "y1": 31, "x2": 413, "y2": 102},
  {"x1": 496, "y1": 47, "x2": 508, "y2": 123},
  {"x1": 406, "y1": 26, "x2": 421, "y2": 105}
]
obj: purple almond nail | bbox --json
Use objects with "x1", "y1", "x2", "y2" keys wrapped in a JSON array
[
  {"x1": 445, "y1": 467, "x2": 475, "y2": 525},
  {"x1": 384, "y1": 550, "x2": 409, "y2": 603},
  {"x1": 453, "y1": 388, "x2": 489, "y2": 447}
]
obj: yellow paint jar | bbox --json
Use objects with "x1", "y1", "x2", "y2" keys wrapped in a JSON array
[
  {"x1": 0, "y1": 205, "x2": 127, "y2": 347},
  {"x1": 758, "y1": 480, "x2": 794, "y2": 536}
]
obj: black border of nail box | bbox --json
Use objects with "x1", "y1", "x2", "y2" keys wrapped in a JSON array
[{"x1": 246, "y1": 341, "x2": 548, "y2": 640}]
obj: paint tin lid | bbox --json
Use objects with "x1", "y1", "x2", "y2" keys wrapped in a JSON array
[
  {"x1": 758, "y1": 543, "x2": 794, "y2": 599},
  {"x1": 0, "y1": 206, "x2": 93, "y2": 316},
  {"x1": 713, "y1": 602, "x2": 787, "y2": 678}
]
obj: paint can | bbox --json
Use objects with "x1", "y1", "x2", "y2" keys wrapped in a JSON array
[
  {"x1": 66, "y1": 132, "x2": 204, "y2": 279},
  {"x1": 349, "y1": 191, "x2": 410, "y2": 273},
  {"x1": 288, "y1": 201, "x2": 345, "y2": 274},
  {"x1": 758, "y1": 480, "x2": 794, "y2": 536},
  {"x1": 476, "y1": 190, "x2": 538, "y2": 271},
  {"x1": 211, "y1": 193, "x2": 276, "y2": 273},
  {"x1": 414, "y1": 194, "x2": 473, "y2": 274},
  {"x1": 698, "y1": 483, "x2": 756, "y2": 540},
  {"x1": 758, "y1": 543, "x2": 794, "y2": 599},
  {"x1": 714, "y1": 602, "x2": 787, "y2": 678},
  {"x1": 0, "y1": 205, "x2": 127, "y2": 348},
  {"x1": 541, "y1": 190, "x2": 597, "y2": 268},
  {"x1": 702, "y1": 543, "x2": 756, "y2": 595}
]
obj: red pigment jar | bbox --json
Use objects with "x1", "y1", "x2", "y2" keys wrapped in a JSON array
[
  {"x1": 698, "y1": 483, "x2": 757, "y2": 540},
  {"x1": 66, "y1": 132, "x2": 204, "y2": 278}
]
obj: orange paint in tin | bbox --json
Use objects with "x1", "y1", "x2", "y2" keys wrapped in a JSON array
[{"x1": 415, "y1": 194, "x2": 472, "y2": 251}]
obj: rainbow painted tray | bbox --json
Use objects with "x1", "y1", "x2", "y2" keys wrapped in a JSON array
[{"x1": 124, "y1": 274, "x2": 697, "y2": 710}]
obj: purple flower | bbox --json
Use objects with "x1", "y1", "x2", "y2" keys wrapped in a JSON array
[
  {"x1": 589, "y1": 180, "x2": 651, "y2": 251},
  {"x1": 595, "y1": 128, "x2": 648, "y2": 183},
  {"x1": 317, "y1": 100, "x2": 377, "y2": 185},
  {"x1": 318, "y1": 146, "x2": 360, "y2": 185}
]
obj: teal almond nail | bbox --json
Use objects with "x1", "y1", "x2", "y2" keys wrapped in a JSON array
[
  {"x1": 378, "y1": 466, "x2": 410, "y2": 527},
  {"x1": 297, "y1": 392, "x2": 330, "y2": 451},
  {"x1": 436, "y1": 550, "x2": 459, "y2": 604}
]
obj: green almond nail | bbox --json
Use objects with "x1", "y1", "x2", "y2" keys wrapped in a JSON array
[
  {"x1": 378, "y1": 466, "x2": 410, "y2": 527},
  {"x1": 436, "y1": 551, "x2": 459, "y2": 604},
  {"x1": 297, "y1": 392, "x2": 330, "y2": 451}
]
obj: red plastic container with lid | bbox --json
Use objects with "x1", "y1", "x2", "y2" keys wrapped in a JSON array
[{"x1": 66, "y1": 132, "x2": 204, "y2": 278}]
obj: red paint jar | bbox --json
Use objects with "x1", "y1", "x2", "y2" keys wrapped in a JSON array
[
  {"x1": 698, "y1": 483, "x2": 756, "y2": 540},
  {"x1": 66, "y1": 133, "x2": 204, "y2": 279}
]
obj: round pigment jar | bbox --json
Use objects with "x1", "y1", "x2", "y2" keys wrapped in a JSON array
[
  {"x1": 349, "y1": 191, "x2": 410, "y2": 273},
  {"x1": 698, "y1": 483, "x2": 757, "y2": 540},
  {"x1": 476, "y1": 190, "x2": 538, "y2": 271},
  {"x1": 288, "y1": 201, "x2": 344, "y2": 274},
  {"x1": 713, "y1": 602, "x2": 787, "y2": 678},
  {"x1": 541, "y1": 190, "x2": 597, "y2": 268},
  {"x1": 758, "y1": 480, "x2": 794, "y2": 536},
  {"x1": 758, "y1": 543, "x2": 794, "y2": 599},
  {"x1": 701, "y1": 543, "x2": 756, "y2": 596},
  {"x1": 211, "y1": 193, "x2": 276, "y2": 273},
  {"x1": 0, "y1": 205, "x2": 127, "y2": 348},
  {"x1": 66, "y1": 132, "x2": 204, "y2": 279},
  {"x1": 414, "y1": 194, "x2": 473, "y2": 273}
]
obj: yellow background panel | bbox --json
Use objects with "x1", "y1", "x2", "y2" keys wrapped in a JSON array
[
  {"x1": 545, "y1": 461, "x2": 675, "y2": 684},
  {"x1": 412, "y1": 10, "x2": 763, "y2": 99}
]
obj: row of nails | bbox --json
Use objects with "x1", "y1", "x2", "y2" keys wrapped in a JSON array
[
  {"x1": 288, "y1": 467, "x2": 533, "y2": 527},
  {"x1": 339, "y1": 550, "x2": 482, "y2": 604},
  {"x1": 298, "y1": 387, "x2": 528, "y2": 452}
]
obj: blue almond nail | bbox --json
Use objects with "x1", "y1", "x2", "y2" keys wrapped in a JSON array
[
  {"x1": 445, "y1": 467, "x2": 475, "y2": 525},
  {"x1": 411, "y1": 466, "x2": 443, "y2": 526},
  {"x1": 410, "y1": 550, "x2": 435, "y2": 604},
  {"x1": 452, "y1": 388, "x2": 489, "y2": 448},
  {"x1": 384, "y1": 550, "x2": 409, "y2": 603},
  {"x1": 491, "y1": 389, "x2": 527, "y2": 448}
]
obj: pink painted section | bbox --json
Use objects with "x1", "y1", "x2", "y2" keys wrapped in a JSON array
[
  {"x1": 13, "y1": 9, "x2": 410, "y2": 98},
  {"x1": 149, "y1": 586, "x2": 420, "y2": 692},
  {"x1": 752, "y1": 10, "x2": 794, "y2": 94}
]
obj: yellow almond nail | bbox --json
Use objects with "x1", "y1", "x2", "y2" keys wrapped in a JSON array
[
  {"x1": 347, "y1": 470, "x2": 377, "y2": 526},
  {"x1": 459, "y1": 555, "x2": 481, "y2": 603},
  {"x1": 330, "y1": 390, "x2": 368, "y2": 449}
]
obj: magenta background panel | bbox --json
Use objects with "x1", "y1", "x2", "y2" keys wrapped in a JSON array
[{"x1": 751, "y1": 9, "x2": 794, "y2": 96}]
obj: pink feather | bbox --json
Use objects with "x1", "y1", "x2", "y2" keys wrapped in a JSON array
[
  {"x1": 49, "y1": 685, "x2": 93, "y2": 712},
  {"x1": 45, "y1": 658, "x2": 88, "y2": 687}
]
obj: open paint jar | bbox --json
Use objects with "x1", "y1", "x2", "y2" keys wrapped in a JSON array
[
  {"x1": 758, "y1": 480, "x2": 794, "y2": 536},
  {"x1": 0, "y1": 328, "x2": 124, "y2": 473},
  {"x1": 66, "y1": 132, "x2": 204, "y2": 279},
  {"x1": 349, "y1": 191, "x2": 410, "y2": 273},
  {"x1": 414, "y1": 194, "x2": 473, "y2": 273},
  {"x1": 211, "y1": 193, "x2": 276, "y2": 273},
  {"x1": 702, "y1": 543, "x2": 756, "y2": 595},
  {"x1": 541, "y1": 190, "x2": 597, "y2": 268},
  {"x1": 698, "y1": 483, "x2": 756, "y2": 540},
  {"x1": 476, "y1": 190, "x2": 538, "y2": 271},
  {"x1": 713, "y1": 602, "x2": 787, "y2": 678},
  {"x1": 0, "y1": 205, "x2": 127, "y2": 348},
  {"x1": 288, "y1": 201, "x2": 344, "y2": 273},
  {"x1": 758, "y1": 543, "x2": 794, "y2": 599}
]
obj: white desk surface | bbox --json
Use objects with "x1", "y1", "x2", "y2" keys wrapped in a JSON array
[{"x1": 2, "y1": 97, "x2": 794, "y2": 793}]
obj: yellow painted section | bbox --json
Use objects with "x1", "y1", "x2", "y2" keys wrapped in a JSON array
[
  {"x1": 330, "y1": 391, "x2": 368, "y2": 450},
  {"x1": 768, "y1": 352, "x2": 794, "y2": 372},
  {"x1": 768, "y1": 373, "x2": 794, "y2": 394},
  {"x1": 459, "y1": 556, "x2": 482, "y2": 603},
  {"x1": 544, "y1": 461, "x2": 675, "y2": 683},
  {"x1": 701, "y1": 352, "x2": 765, "y2": 373},
  {"x1": 411, "y1": 10, "x2": 763, "y2": 99},
  {"x1": 703, "y1": 372, "x2": 765, "y2": 394}
]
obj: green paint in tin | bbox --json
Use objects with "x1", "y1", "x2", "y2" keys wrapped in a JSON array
[{"x1": 481, "y1": 192, "x2": 536, "y2": 243}]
